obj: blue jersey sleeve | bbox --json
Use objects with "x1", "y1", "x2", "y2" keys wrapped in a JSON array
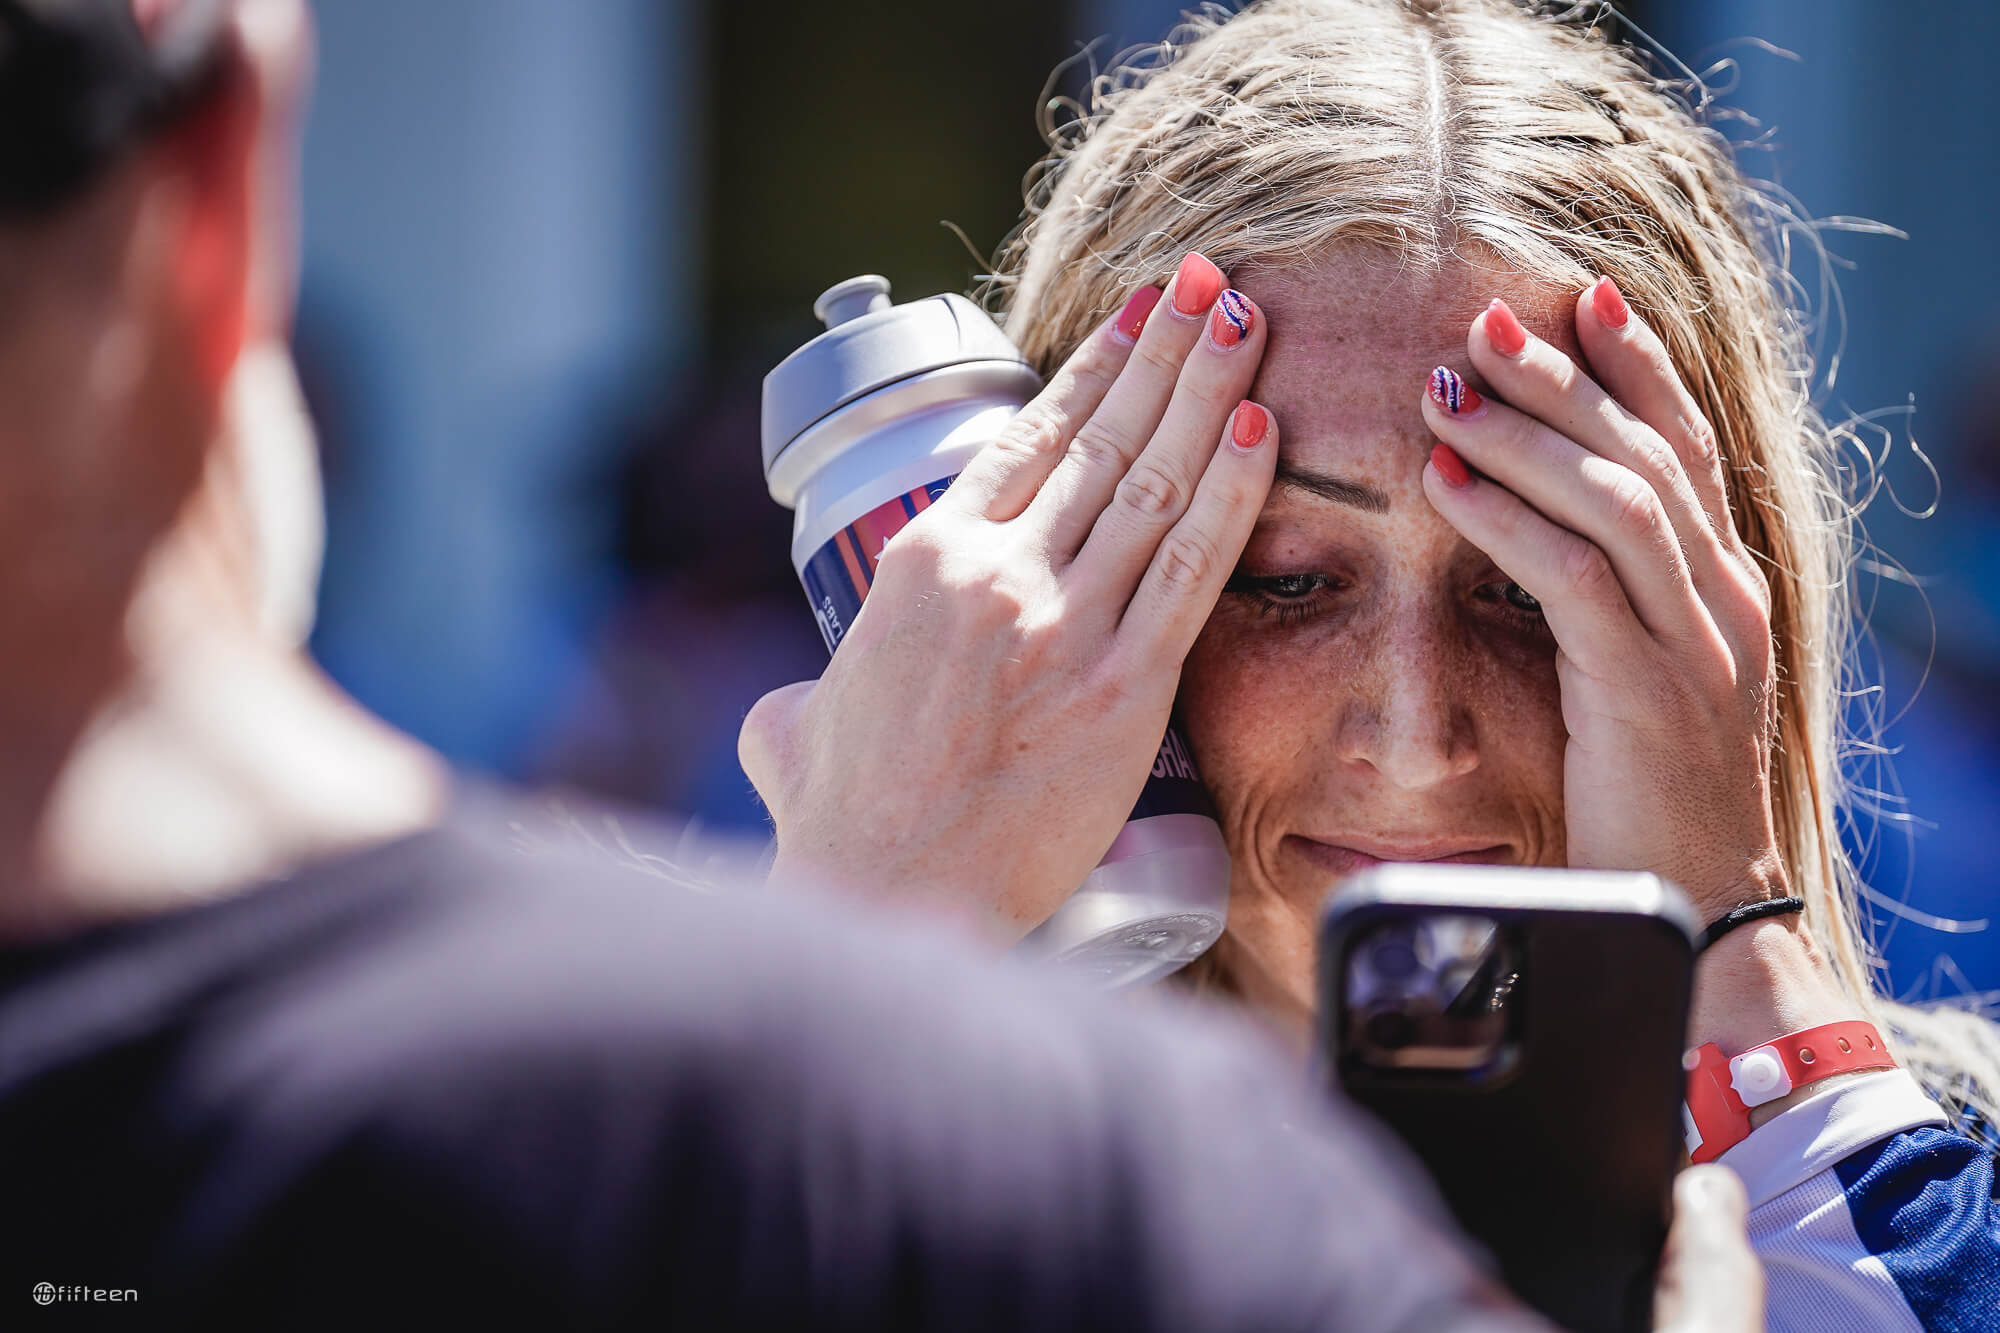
[
  {"x1": 1729, "y1": 1070, "x2": 2000, "y2": 1332},
  {"x1": 1831, "y1": 1126, "x2": 2000, "y2": 1332}
]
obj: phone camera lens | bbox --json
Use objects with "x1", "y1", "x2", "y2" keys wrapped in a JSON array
[{"x1": 1365, "y1": 926, "x2": 1422, "y2": 982}]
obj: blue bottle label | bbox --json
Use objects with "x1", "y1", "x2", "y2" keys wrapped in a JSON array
[{"x1": 1134, "y1": 727, "x2": 1217, "y2": 820}]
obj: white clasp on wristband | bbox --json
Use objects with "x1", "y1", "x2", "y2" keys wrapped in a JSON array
[
  {"x1": 1682, "y1": 1019, "x2": 1896, "y2": 1163},
  {"x1": 1728, "y1": 1048, "x2": 1793, "y2": 1107}
]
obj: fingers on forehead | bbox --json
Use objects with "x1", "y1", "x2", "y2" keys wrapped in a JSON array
[
  {"x1": 946, "y1": 308, "x2": 1136, "y2": 518},
  {"x1": 1573, "y1": 282, "x2": 1733, "y2": 511}
]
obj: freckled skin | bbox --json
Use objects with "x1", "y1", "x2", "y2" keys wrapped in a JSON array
[{"x1": 1177, "y1": 250, "x2": 1579, "y2": 1043}]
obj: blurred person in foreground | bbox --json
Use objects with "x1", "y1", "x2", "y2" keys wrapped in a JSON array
[
  {"x1": 0, "y1": 1, "x2": 1759, "y2": 1328},
  {"x1": 740, "y1": 2, "x2": 2000, "y2": 1328}
]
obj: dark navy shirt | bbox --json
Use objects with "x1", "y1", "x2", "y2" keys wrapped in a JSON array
[{"x1": 0, "y1": 794, "x2": 1539, "y2": 1331}]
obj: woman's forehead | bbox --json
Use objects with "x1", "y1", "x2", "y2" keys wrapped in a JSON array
[{"x1": 1241, "y1": 250, "x2": 1582, "y2": 479}]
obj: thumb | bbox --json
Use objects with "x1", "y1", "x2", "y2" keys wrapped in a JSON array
[
  {"x1": 1653, "y1": 1165, "x2": 1764, "y2": 1333},
  {"x1": 738, "y1": 680, "x2": 816, "y2": 811}
]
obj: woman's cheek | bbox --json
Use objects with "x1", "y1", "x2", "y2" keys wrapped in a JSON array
[
  {"x1": 1178, "y1": 617, "x2": 1326, "y2": 821},
  {"x1": 1463, "y1": 639, "x2": 1568, "y2": 865}
]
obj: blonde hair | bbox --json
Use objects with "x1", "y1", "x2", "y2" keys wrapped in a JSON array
[{"x1": 988, "y1": 0, "x2": 1999, "y2": 1135}]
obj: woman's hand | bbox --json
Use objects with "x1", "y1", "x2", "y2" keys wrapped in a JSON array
[
  {"x1": 740, "y1": 255, "x2": 1276, "y2": 944},
  {"x1": 1419, "y1": 278, "x2": 1849, "y2": 1053}
]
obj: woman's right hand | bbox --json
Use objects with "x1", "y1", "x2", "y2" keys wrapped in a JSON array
[{"x1": 738, "y1": 254, "x2": 1275, "y2": 944}]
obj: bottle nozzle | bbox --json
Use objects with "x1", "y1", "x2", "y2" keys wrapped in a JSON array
[{"x1": 813, "y1": 275, "x2": 893, "y2": 329}]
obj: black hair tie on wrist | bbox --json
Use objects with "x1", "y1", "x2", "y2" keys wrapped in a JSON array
[{"x1": 1696, "y1": 896, "x2": 1805, "y2": 954}]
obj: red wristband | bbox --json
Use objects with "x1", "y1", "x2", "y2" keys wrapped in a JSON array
[{"x1": 1682, "y1": 1020, "x2": 1896, "y2": 1164}]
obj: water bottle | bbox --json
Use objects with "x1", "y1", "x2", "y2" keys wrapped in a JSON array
[{"x1": 759, "y1": 275, "x2": 1233, "y2": 988}]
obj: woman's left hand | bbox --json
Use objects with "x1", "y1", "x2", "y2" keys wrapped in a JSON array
[
  {"x1": 1420, "y1": 279, "x2": 1779, "y2": 916},
  {"x1": 1418, "y1": 279, "x2": 1848, "y2": 1054}
]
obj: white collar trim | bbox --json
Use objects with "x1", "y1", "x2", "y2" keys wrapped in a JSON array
[{"x1": 1720, "y1": 1068, "x2": 1949, "y2": 1209}]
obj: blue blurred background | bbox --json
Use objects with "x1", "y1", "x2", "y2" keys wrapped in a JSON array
[{"x1": 295, "y1": 0, "x2": 1998, "y2": 1007}]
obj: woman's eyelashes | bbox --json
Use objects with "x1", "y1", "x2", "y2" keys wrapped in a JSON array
[
  {"x1": 1223, "y1": 571, "x2": 1342, "y2": 626},
  {"x1": 1222, "y1": 568, "x2": 1550, "y2": 632},
  {"x1": 1478, "y1": 579, "x2": 1548, "y2": 629}
]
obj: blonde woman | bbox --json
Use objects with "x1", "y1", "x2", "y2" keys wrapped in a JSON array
[{"x1": 740, "y1": 2, "x2": 2000, "y2": 1325}]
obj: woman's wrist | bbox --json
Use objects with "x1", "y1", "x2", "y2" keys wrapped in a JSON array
[{"x1": 1687, "y1": 914, "x2": 1864, "y2": 1129}]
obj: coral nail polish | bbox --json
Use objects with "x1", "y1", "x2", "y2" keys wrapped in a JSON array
[
  {"x1": 1428, "y1": 366, "x2": 1484, "y2": 415},
  {"x1": 1592, "y1": 276, "x2": 1630, "y2": 330},
  {"x1": 1430, "y1": 442, "x2": 1473, "y2": 487},
  {"x1": 1232, "y1": 401, "x2": 1270, "y2": 450},
  {"x1": 1112, "y1": 286, "x2": 1164, "y2": 343},
  {"x1": 1209, "y1": 289, "x2": 1255, "y2": 349},
  {"x1": 1171, "y1": 252, "x2": 1225, "y2": 317},
  {"x1": 1485, "y1": 299, "x2": 1529, "y2": 357}
]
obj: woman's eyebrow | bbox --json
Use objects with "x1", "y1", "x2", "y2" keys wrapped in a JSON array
[{"x1": 1273, "y1": 461, "x2": 1392, "y2": 513}]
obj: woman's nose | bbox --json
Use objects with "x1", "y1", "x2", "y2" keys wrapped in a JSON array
[{"x1": 1330, "y1": 621, "x2": 1480, "y2": 790}]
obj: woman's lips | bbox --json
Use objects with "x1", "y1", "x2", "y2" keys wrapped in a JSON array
[{"x1": 1285, "y1": 834, "x2": 1511, "y2": 877}]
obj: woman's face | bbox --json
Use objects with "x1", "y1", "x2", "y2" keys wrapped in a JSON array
[{"x1": 1179, "y1": 249, "x2": 1573, "y2": 1036}]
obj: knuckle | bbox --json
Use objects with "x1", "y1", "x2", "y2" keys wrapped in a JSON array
[
  {"x1": 1180, "y1": 370, "x2": 1238, "y2": 414},
  {"x1": 1627, "y1": 432, "x2": 1680, "y2": 487},
  {"x1": 1154, "y1": 528, "x2": 1219, "y2": 594},
  {"x1": 1716, "y1": 553, "x2": 1775, "y2": 631},
  {"x1": 1555, "y1": 535, "x2": 1618, "y2": 603},
  {"x1": 1514, "y1": 414, "x2": 1557, "y2": 457},
  {"x1": 1681, "y1": 408, "x2": 1721, "y2": 469},
  {"x1": 1064, "y1": 333, "x2": 1122, "y2": 382},
  {"x1": 1606, "y1": 472, "x2": 1667, "y2": 542},
  {"x1": 1741, "y1": 554, "x2": 1774, "y2": 616},
  {"x1": 1542, "y1": 355, "x2": 1583, "y2": 398},
  {"x1": 872, "y1": 514, "x2": 946, "y2": 573},
  {"x1": 1013, "y1": 605, "x2": 1068, "y2": 665},
  {"x1": 1741, "y1": 625, "x2": 1777, "y2": 682},
  {"x1": 1134, "y1": 339, "x2": 1186, "y2": 381},
  {"x1": 1065, "y1": 422, "x2": 1137, "y2": 476},
  {"x1": 991, "y1": 406, "x2": 1064, "y2": 466},
  {"x1": 1211, "y1": 474, "x2": 1265, "y2": 519},
  {"x1": 1114, "y1": 461, "x2": 1188, "y2": 519},
  {"x1": 1644, "y1": 344, "x2": 1685, "y2": 393},
  {"x1": 956, "y1": 563, "x2": 1035, "y2": 630}
]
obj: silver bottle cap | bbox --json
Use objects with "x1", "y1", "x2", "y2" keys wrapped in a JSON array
[{"x1": 761, "y1": 275, "x2": 1039, "y2": 497}]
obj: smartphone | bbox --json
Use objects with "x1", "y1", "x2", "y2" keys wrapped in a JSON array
[{"x1": 1317, "y1": 865, "x2": 1698, "y2": 1333}]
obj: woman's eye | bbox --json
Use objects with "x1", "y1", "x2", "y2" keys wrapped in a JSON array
[
  {"x1": 1223, "y1": 571, "x2": 1338, "y2": 625},
  {"x1": 1255, "y1": 573, "x2": 1327, "y2": 599},
  {"x1": 1480, "y1": 580, "x2": 1545, "y2": 624}
]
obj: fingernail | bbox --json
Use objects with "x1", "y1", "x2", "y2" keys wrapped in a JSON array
[
  {"x1": 1484, "y1": 299, "x2": 1529, "y2": 357},
  {"x1": 1677, "y1": 1166, "x2": 1744, "y2": 1219},
  {"x1": 1428, "y1": 366, "x2": 1484, "y2": 415},
  {"x1": 1209, "y1": 289, "x2": 1255, "y2": 350},
  {"x1": 1592, "y1": 276, "x2": 1630, "y2": 331},
  {"x1": 1231, "y1": 401, "x2": 1270, "y2": 451},
  {"x1": 1111, "y1": 286, "x2": 1164, "y2": 345},
  {"x1": 1171, "y1": 252, "x2": 1225, "y2": 318},
  {"x1": 1430, "y1": 442, "x2": 1472, "y2": 487}
]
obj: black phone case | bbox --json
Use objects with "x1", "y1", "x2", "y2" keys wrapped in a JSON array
[{"x1": 1318, "y1": 868, "x2": 1697, "y2": 1333}]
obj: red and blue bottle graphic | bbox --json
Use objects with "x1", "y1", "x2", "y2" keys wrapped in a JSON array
[{"x1": 800, "y1": 476, "x2": 954, "y2": 653}]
